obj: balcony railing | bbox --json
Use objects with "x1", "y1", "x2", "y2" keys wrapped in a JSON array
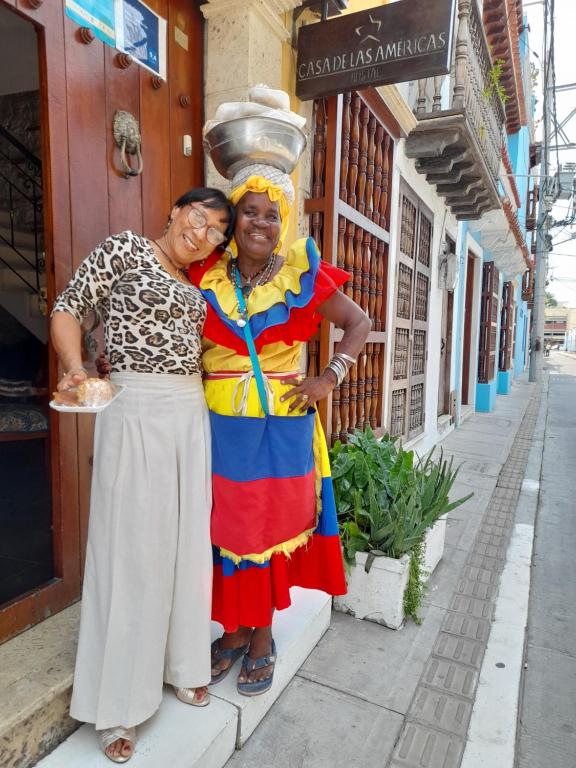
[
  {"x1": 526, "y1": 184, "x2": 538, "y2": 231},
  {"x1": 521, "y1": 266, "x2": 534, "y2": 307},
  {"x1": 405, "y1": 0, "x2": 506, "y2": 220}
]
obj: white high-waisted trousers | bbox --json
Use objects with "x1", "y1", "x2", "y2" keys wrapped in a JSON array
[{"x1": 70, "y1": 372, "x2": 212, "y2": 730}]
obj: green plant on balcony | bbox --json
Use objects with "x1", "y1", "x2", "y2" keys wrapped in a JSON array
[
  {"x1": 483, "y1": 58, "x2": 508, "y2": 105},
  {"x1": 329, "y1": 427, "x2": 472, "y2": 622}
]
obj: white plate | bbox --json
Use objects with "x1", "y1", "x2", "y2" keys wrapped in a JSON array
[{"x1": 50, "y1": 384, "x2": 126, "y2": 413}]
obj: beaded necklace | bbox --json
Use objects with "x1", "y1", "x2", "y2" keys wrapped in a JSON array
[{"x1": 229, "y1": 254, "x2": 276, "y2": 327}]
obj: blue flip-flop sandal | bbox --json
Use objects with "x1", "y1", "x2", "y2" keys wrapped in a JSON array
[
  {"x1": 210, "y1": 638, "x2": 250, "y2": 685},
  {"x1": 237, "y1": 639, "x2": 277, "y2": 697}
]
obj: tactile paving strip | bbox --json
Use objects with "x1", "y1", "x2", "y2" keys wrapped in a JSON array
[{"x1": 388, "y1": 387, "x2": 542, "y2": 767}]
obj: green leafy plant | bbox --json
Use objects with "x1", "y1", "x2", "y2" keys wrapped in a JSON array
[
  {"x1": 483, "y1": 58, "x2": 508, "y2": 104},
  {"x1": 403, "y1": 540, "x2": 427, "y2": 625},
  {"x1": 329, "y1": 427, "x2": 473, "y2": 619}
]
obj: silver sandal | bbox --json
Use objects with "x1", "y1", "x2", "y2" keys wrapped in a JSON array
[{"x1": 99, "y1": 726, "x2": 136, "y2": 764}]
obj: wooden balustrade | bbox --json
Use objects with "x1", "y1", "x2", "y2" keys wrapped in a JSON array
[
  {"x1": 405, "y1": 0, "x2": 505, "y2": 220},
  {"x1": 308, "y1": 91, "x2": 393, "y2": 443}
]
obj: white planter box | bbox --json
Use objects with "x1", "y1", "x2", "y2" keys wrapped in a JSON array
[
  {"x1": 333, "y1": 551, "x2": 410, "y2": 630},
  {"x1": 423, "y1": 514, "x2": 447, "y2": 579}
]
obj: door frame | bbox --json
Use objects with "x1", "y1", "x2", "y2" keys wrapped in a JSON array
[
  {"x1": 438, "y1": 290, "x2": 454, "y2": 417},
  {"x1": 461, "y1": 251, "x2": 476, "y2": 405},
  {"x1": 0, "y1": 1, "x2": 80, "y2": 643}
]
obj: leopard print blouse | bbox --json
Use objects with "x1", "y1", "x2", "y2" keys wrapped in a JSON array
[{"x1": 52, "y1": 231, "x2": 206, "y2": 375}]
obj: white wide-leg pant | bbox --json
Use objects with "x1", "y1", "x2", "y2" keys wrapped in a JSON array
[{"x1": 70, "y1": 372, "x2": 212, "y2": 730}]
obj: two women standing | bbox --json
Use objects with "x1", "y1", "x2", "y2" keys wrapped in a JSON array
[{"x1": 51, "y1": 89, "x2": 370, "y2": 764}]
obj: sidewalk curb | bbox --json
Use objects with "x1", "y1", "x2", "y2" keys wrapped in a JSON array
[{"x1": 460, "y1": 376, "x2": 548, "y2": 768}]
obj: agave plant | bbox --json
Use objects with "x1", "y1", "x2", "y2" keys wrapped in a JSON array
[{"x1": 329, "y1": 427, "x2": 472, "y2": 572}]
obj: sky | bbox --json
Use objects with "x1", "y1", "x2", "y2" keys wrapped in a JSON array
[{"x1": 525, "y1": 0, "x2": 576, "y2": 306}]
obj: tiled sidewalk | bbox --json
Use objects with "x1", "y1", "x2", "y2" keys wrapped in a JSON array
[{"x1": 225, "y1": 380, "x2": 541, "y2": 768}]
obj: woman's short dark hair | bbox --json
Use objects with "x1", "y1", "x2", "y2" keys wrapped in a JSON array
[{"x1": 174, "y1": 187, "x2": 236, "y2": 249}]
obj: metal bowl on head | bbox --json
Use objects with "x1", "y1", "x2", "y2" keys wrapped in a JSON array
[{"x1": 203, "y1": 116, "x2": 307, "y2": 180}]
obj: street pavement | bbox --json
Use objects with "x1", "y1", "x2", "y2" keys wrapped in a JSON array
[
  {"x1": 222, "y1": 374, "x2": 546, "y2": 768},
  {"x1": 516, "y1": 351, "x2": 576, "y2": 768}
]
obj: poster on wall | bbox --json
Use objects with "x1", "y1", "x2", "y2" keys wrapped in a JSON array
[
  {"x1": 115, "y1": 0, "x2": 167, "y2": 80},
  {"x1": 64, "y1": 0, "x2": 167, "y2": 81},
  {"x1": 65, "y1": 0, "x2": 116, "y2": 47}
]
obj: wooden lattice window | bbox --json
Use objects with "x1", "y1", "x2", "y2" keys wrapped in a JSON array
[
  {"x1": 307, "y1": 90, "x2": 395, "y2": 443},
  {"x1": 409, "y1": 383, "x2": 425, "y2": 432},
  {"x1": 400, "y1": 197, "x2": 417, "y2": 257},
  {"x1": 397, "y1": 263, "x2": 413, "y2": 319},
  {"x1": 478, "y1": 262, "x2": 500, "y2": 383},
  {"x1": 418, "y1": 214, "x2": 432, "y2": 267},
  {"x1": 414, "y1": 273, "x2": 429, "y2": 322},
  {"x1": 499, "y1": 281, "x2": 514, "y2": 371},
  {"x1": 390, "y1": 389, "x2": 407, "y2": 438},
  {"x1": 412, "y1": 330, "x2": 426, "y2": 376},
  {"x1": 388, "y1": 181, "x2": 432, "y2": 440},
  {"x1": 393, "y1": 328, "x2": 410, "y2": 379}
]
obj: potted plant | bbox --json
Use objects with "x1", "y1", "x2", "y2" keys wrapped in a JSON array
[{"x1": 329, "y1": 428, "x2": 472, "y2": 629}]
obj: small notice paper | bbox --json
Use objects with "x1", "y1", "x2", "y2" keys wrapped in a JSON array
[{"x1": 115, "y1": 0, "x2": 167, "y2": 79}]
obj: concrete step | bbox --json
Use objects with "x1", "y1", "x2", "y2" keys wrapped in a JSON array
[
  {"x1": 0, "y1": 604, "x2": 81, "y2": 768},
  {"x1": 26, "y1": 589, "x2": 331, "y2": 768}
]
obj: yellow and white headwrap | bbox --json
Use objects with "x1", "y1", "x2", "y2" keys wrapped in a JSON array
[{"x1": 228, "y1": 163, "x2": 294, "y2": 256}]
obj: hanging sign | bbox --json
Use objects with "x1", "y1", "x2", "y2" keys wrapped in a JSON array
[{"x1": 296, "y1": 0, "x2": 456, "y2": 101}]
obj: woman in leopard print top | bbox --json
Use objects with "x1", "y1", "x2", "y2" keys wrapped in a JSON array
[{"x1": 50, "y1": 188, "x2": 235, "y2": 763}]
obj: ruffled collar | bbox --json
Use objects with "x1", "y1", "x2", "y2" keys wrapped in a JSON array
[{"x1": 200, "y1": 237, "x2": 318, "y2": 321}]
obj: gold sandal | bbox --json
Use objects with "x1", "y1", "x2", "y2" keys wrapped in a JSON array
[
  {"x1": 173, "y1": 685, "x2": 210, "y2": 707},
  {"x1": 99, "y1": 726, "x2": 136, "y2": 763}
]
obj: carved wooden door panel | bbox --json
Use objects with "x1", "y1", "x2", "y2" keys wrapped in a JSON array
[
  {"x1": 478, "y1": 262, "x2": 500, "y2": 382},
  {"x1": 389, "y1": 183, "x2": 432, "y2": 440},
  {"x1": 306, "y1": 90, "x2": 397, "y2": 444}
]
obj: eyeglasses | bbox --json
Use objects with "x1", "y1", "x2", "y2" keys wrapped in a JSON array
[{"x1": 187, "y1": 206, "x2": 227, "y2": 246}]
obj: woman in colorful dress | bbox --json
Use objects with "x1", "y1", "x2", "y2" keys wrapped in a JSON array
[
  {"x1": 189, "y1": 165, "x2": 371, "y2": 695},
  {"x1": 51, "y1": 188, "x2": 235, "y2": 762}
]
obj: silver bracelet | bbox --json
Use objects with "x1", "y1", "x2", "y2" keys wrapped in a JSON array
[
  {"x1": 335, "y1": 351, "x2": 357, "y2": 365},
  {"x1": 323, "y1": 353, "x2": 354, "y2": 387}
]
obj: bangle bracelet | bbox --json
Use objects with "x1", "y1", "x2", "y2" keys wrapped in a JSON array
[
  {"x1": 65, "y1": 366, "x2": 87, "y2": 376},
  {"x1": 335, "y1": 351, "x2": 357, "y2": 365},
  {"x1": 323, "y1": 354, "x2": 351, "y2": 387}
]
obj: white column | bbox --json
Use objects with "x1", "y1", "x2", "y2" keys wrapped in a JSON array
[{"x1": 202, "y1": 0, "x2": 302, "y2": 188}]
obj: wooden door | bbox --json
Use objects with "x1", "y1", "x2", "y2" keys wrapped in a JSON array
[
  {"x1": 478, "y1": 262, "x2": 500, "y2": 383},
  {"x1": 0, "y1": 0, "x2": 205, "y2": 644},
  {"x1": 306, "y1": 90, "x2": 400, "y2": 443},
  {"x1": 389, "y1": 183, "x2": 432, "y2": 440}
]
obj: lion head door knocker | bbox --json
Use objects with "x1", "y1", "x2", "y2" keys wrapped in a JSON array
[{"x1": 113, "y1": 110, "x2": 144, "y2": 177}]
